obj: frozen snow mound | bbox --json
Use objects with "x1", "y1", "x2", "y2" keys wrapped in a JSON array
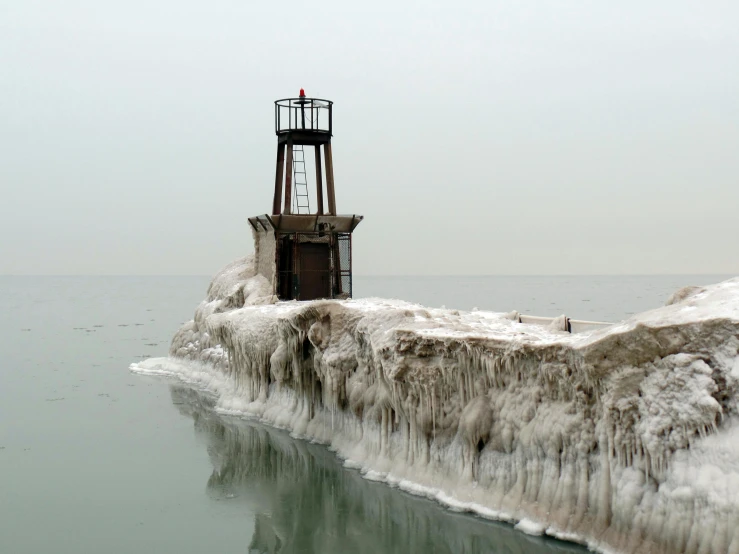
[
  {"x1": 142, "y1": 270, "x2": 739, "y2": 554},
  {"x1": 169, "y1": 255, "x2": 276, "y2": 366}
]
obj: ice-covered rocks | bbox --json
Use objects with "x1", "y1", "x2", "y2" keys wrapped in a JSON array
[{"x1": 139, "y1": 261, "x2": 739, "y2": 554}]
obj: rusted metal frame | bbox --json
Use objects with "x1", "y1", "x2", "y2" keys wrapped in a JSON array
[
  {"x1": 275, "y1": 97, "x2": 333, "y2": 106},
  {"x1": 273, "y1": 143, "x2": 285, "y2": 215},
  {"x1": 276, "y1": 232, "x2": 290, "y2": 300},
  {"x1": 336, "y1": 233, "x2": 352, "y2": 297},
  {"x1": 283, "y1": 138, "x2": 294, "y2": 214},
  {"x1": 332, "y1": 232, "x2": 342, "y2": 296},
  {"x1": 314, "y1": 144, "x2": 324, "y2": 215},
  {"x1": 275, "y1": 99, "x2": 333, "y2": 135},
  {"x1": 264, "y1": 214, "x2": 277, "y2": 230},
  {"x1": 256, "y1": 217, "x2": 268, "y2": 231},
  {"x1": 275, "y1": 98, "x2": 333, "y2": 119},
  {"x1": 328, "y1": 232, "x2": 336, "y2": 297},
  {"x1": 247, "y1": 218, "x2": 259, "y2": 233},
  {"x1": 274, "y1": 232, "x2": 280, "y2": 298},
  {"x1": 293, "y1": 233, "x2": 300, "y2": 300},
  {"x1": 324, "y1": 142, "x2": 336, "y2": 215},
  {"x1": 278, "y1": 131, "x2": 331, "y2": 146}
]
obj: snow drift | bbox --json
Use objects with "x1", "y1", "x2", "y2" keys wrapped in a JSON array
[{"x1": 133, "y1": 256, "x2": 739, "y2": 554}]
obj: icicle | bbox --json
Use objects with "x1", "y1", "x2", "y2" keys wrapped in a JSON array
[{"x1": 430, "y1": 386, "x2": 436, "y2": 440}]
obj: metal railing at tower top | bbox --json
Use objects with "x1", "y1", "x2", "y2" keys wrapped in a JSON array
[{"x1": 275, "y1": 97, "x2": 333, "y2": 135}]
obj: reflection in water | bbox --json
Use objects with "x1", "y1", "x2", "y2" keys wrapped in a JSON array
[{"x1": 170, "y1": 386, "x2": 586, "y2": 554}]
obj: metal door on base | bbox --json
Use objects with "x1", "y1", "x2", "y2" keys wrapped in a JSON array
[{"x1": 299, "y1": 243, "x2": 330, "y2": 300}]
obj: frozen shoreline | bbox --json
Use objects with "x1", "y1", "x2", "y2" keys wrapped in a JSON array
[
  {"x1": 132, "y1": 256, "x2": 739, "y2": 554},
  {"x1": 132, "y1": 355, "x2": 593, "y2": 547}
]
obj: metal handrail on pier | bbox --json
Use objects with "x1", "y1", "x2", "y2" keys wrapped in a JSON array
[{"x1": 516, "y1": 314, "x2": 612, "y2": 333}]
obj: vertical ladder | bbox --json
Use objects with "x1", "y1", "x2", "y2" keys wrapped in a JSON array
[{"x1": 292, "y1": 145, "x2": 310, "y2": 214}]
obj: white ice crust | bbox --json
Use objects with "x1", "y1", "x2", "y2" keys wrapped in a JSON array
[{"x1": 133, "y1": 256, "x2": 739, "y2": 554}]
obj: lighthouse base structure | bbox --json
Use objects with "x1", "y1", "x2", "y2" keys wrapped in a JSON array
[
  {"x1": 248, "y1": 214, "x2": 362, "y2": 302},
  {"x1": 132, "y1": 253, "x2": 739, "y2": 554}
]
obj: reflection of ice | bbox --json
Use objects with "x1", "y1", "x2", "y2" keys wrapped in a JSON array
[
  {"x1": 169, "y1": 386, "x2": 586, "y2": 554},
  {"x1": 250, "y1": 514, "x2": 283, "y2": 554}
]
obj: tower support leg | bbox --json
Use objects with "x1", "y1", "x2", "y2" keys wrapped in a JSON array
[
  {"x1": 273, "y1": 143, "x2": 285, "y2": 215},
  {"x1": 283, "y1": 139, "x2": 293, "y2": 214},
  {"x1": 324, "y1": 142, "x2": 336, "y2": 215}
]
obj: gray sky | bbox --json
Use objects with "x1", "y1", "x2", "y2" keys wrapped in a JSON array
[{"x1": 2, "y1": 1, "x2": 738, "y2": 275}]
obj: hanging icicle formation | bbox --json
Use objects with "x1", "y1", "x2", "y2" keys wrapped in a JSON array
[{"x1": 148, "y1": 259, "x2": 739, "y2": 554}]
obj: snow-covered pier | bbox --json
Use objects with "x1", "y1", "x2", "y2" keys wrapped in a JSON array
[{"x1": 133, "y1": 256, "x2": 739, "y2": 554}]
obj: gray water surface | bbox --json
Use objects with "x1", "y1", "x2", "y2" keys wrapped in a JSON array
[{"x1": 0, "y1": 274, "x2": 731, "y2": 553}]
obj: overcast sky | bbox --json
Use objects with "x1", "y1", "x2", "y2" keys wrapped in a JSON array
[{"x1": 2, "y1": 1, "x2": 737, "y2": 275}]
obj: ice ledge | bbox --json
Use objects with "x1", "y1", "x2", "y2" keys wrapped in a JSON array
[{"x1": 145, "y1": 259, "x2": 739, "y2": 554}]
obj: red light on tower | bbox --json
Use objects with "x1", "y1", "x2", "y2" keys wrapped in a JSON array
[{"x1": 299, "y1": 88, "x2": 305, "y2": 97}]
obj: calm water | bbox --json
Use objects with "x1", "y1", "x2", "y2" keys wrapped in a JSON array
[{"x1": 0, "y1": 274, "x2": 732, "y2": 553}]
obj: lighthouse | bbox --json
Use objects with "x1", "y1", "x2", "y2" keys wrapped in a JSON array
[{"x1": 248, "y1": 90, "x2": 363, "y2": 301}]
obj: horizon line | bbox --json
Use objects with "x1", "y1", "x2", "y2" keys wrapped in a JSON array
[{"x1": 1, "y1": 273, "x2": 736, "y2": 278}]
